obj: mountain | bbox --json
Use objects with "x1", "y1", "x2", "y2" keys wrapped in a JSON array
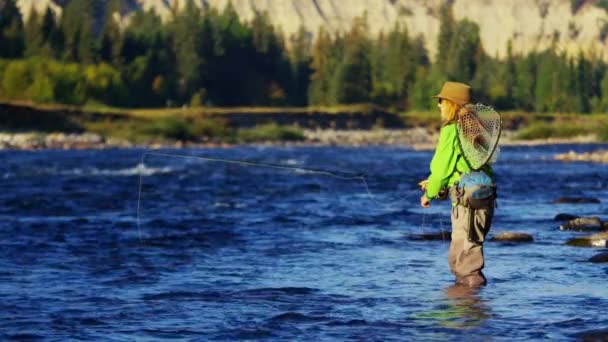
[{"x1": 14, "y1": 0, "x2": 608, "y2": 60}]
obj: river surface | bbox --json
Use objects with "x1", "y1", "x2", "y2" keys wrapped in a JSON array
[{"x1": 1, "y1": 144, "x2": 607, "y2": 341}]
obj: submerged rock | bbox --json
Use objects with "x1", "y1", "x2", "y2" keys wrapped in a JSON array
[
  {"x1": 554, "y1": 213, "x2": 579, "y2": 221},
  {"x1": 573, "y1": 327, "x2": 608, "y2": 341},
  {"x1": 408, "y1": 231, "x2": 451, "y2": 241},
  {"x1": 565, "y1": 231, "x2": 608, "y2": 248},
  {"x1": 552, "y1": 197, "x2": 601, "y2": 204},
  {"x1": 589, "y1": 251, "x2": 608, "y2": 263},
  {"x1": 559, "y1": 217, "x2": 604, "y2": 231},
  {"x1": 490, "y1": 232, "x2": 534, "y2": 243}
]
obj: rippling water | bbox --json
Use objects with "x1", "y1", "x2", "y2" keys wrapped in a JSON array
[{"x1": 1, "y1": 145, "x2": 607, "y2": 340}]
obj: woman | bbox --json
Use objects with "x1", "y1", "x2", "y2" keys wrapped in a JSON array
[{"x1": 419, "y1": 81, "x2": 494, "y2": 287}]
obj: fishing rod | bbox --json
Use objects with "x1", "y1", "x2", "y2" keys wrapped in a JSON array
[{"x1": 136, "y1": 150, "x2": 423, "y2": 241}]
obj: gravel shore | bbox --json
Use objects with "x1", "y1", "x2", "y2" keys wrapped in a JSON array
[{"x1": 0, "y1": 129, "x2": 603, "y2": 151}]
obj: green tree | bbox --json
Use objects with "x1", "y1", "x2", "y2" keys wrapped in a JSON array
[
  {"x1": 436, "y1": 3, "x2": 455, "y2": 74},
  {"x1": 534, "y1": 50, "x2": 570, "y2": 112},
  {"x1": 308, "y1": 27, "x2": 335, "y2": 105},
  {"x1": 170, "y1": 0, "x2": 203, "y2": 100},
  {"x1": 99, "y1": 0, "x2": 123, "y2": 65},
  {"x1": 513, "y1": 53, "x2": 536, "y2": 111},
  {"x1": 61, "y1": 0, "x2": 96, "y2": 63},
  {"x1": 574, "y1": 51, "x2": 592, "y2": 113},
  {"x1": 288, "y1": 25, "x2": 312, "y2": 106},
  {"x1": 503, "y1": 40, "x2": 516, "y2": 107},
  {"x1": 41, "y1": 7, "x2": 63, "y2": 58},
  {"x1": 0, "y1": 0, "x2": 25, "y2": 58},
  {"x1": 24, "y1": 8, "x2": 44, "y2": 57},
  {"x1": 446, "y1": 19, "x2": 482, "y2": 82},
  {"x1": 333, "y1": 15, "x2": 372, "y2": 104}
]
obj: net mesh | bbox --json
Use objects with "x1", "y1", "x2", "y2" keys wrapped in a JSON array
[{"x1": 456, "y1": 103, "x2": 501, "y2": 170}]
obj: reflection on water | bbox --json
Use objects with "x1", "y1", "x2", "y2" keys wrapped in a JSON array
[
  {"x1": 415, "y1": 284, "x2": 490, "y2": 330},
  {"x1": 441, "y1": 284, "x2": 491, "y2": 329}
]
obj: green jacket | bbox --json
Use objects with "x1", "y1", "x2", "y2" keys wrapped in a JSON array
[{"x1": 425, "y1": 122, "x2": 471, "y2": 200}]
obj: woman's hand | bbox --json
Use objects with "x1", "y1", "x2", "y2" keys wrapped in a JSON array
[
  {"x1": 418, "y1": 180, "x2": 428, "y2": 192},
  {"x1": 420, "y1": 194, "x2": 431, "y2": 208}
]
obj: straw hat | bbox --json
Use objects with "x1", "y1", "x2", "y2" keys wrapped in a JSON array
[{"x1": 432, "y1": 81, "x2": 471, "y2": 106}]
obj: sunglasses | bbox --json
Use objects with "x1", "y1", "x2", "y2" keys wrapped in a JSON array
[{"x1": 438, "y1": 98, "x2": 442, "y2": 104}]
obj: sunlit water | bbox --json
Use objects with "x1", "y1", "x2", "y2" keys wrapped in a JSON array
[{"x1": 1, "y1": 145, "x2": 607, "y2": 340}]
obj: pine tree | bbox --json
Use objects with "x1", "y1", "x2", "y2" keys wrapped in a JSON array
[
  {"x1": 333, "y1": 15, "x2": 372, "y2": 104},
  {"x1": 436, "y1": 3, "x2": 455, "y2": 74},
  {"x1": 600, "y1": 71, "x2": 608, "y2": 111},
  {"x1": 41, "y1": 7, "x2": 62, "y2": 58},
  {"x1": 61, "y1": 0, "x2": 96, "y2": 63},
  {"x1": 0, "y1": 0, "x2": 25, "y2": 58},
  {"x1": 288, "y1": 26, "x2": 312, "y2": 106},
  {"x1": 24, "y1": 7, "x2": 44, "y2": 57},
  {"x1": 514, "y1": 53, "x2": 536, "y2": 111},
  {"x1": 308, "y1": 27, "x2": 334, "y2": 105},
  {"x1": 504, "y1": 40, "x2": 517, "y2": 108},
  {"x1": 99, "y1": 0, "x2": 123, "y2": 65},
  {"x1": 446, "y1": 19, "x2": 481, "y2": 82},
  {"x1": 575, "y1": 51, "x2": 591, "y2": 113}
]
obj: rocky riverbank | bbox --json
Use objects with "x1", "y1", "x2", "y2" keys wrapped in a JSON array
[
  {"x1": 0, "y1": 129, "x2": 604, "y2": 150},
  {"x1": 554, "y1": 149, "x2": 608, "y2": 163}
]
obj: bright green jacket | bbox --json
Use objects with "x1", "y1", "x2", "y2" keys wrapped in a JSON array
[{"x1": 425, "y1": 122, "x2": 471, "y2": 200}]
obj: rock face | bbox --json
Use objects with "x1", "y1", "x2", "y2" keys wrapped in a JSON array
[{"x1": 15, "y1": 0, "x2": 608, "y2": 60}]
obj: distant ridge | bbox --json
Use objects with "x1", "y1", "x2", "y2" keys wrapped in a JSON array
[{"x1": 12, "y1": 0, "x2": 608, "y2": 60}]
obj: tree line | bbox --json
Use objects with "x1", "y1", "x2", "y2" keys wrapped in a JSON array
[{"x1": 0, "y1": 0, "x2": 607, "y2": 113}]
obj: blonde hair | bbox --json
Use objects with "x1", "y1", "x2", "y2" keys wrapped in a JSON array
[{"x1": 441, "y1": 99, "x2": 462, "y2": 124}]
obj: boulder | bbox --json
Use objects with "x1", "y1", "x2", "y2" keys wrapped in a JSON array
[
  {"x1": 490, "y1": 232, "x2": 534, "y2": 243},
  {"x1": 565, "y1": 231, "x2": 608, "y2": 248},
  {"x1": 552, "y1": 197, "x2": 601, "y2": 204},
  {"x1": 559, "y1": 217, "x2": 604, "y2": 231},
  {"x1": 554, "y1": 213, "x2": 579, "y2": 221},
  {"x1": 589, "y1": 251, "x2": 608, "y2": 263}
]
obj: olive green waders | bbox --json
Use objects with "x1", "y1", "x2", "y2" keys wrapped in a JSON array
[{"x1": 449, "y1": 188, "x2": 494, "y2": 287}]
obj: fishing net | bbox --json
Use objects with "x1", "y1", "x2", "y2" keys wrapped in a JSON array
[{"x1": 456, "y1": 103, "x2": 501, "y2": 170}]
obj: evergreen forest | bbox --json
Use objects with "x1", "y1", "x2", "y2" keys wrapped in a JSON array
[{"x1": 1, "y1": 0, "x2": 607, "y2": 114}]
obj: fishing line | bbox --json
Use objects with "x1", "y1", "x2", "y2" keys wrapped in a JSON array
[{"x1": 136, "y1": 151, "x2": 425, "y2": 242}]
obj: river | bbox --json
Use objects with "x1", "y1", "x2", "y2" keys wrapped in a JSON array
[{"x1": 1, "y1": 144, "x2": 607, "y2": 340}]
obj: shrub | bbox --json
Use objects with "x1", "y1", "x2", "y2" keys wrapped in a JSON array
[
  {"x1": 191, "y1": 118, "x2": 232, "y2": 140},
  {"x1": 27, "y1": 74, "x2": 55, "y2": 103},
  {"x1": 142, "y1": 117, "x2": 194, "y2": 141},
  {"x1": 515, "y1": 122, "x2": 585, "y2": 140},
  {"x1": 2, "y1": 61, "x2": 32, "y2": 98},
  {"x1": 236, "y1": 123, "x2": 305, "y2": 143}
]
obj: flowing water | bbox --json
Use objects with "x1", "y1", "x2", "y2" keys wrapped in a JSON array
[{"x1": 1, "y1": 145, "x2": 607, "y2": 341}]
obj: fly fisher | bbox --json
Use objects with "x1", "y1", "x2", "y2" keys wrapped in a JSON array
[{"x1": 419, "y1": 81, "x2": 501, "y2": 287}]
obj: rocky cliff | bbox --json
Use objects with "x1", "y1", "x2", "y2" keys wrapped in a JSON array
[{"x1": 14, "y1": 0, "x2": 608, "y2": 60}]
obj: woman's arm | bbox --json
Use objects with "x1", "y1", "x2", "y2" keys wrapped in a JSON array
[{"x1": 424, "y1": 124, "x2": 459, "y2": 200}]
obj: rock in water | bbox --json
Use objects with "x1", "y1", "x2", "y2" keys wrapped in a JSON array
[
  {"x1": 490, "y1": 232, "x2": 534, "y2": 243},
  {"x1": 408, "y1": 232, "x2": 451, "y2": 241},
  {"x1": 565, "y1": 231, "x2": 608, "y2": 248},
  {"x1": 552, "y1": 197, "x2": 601, "y2": 204},
  {"x1": 589, "y1": 251, "x2": 608, "y2": 263},
  {"x1": 573, "y1": 327, "x2": 608, "y2": 341},
  {"x1": 554, "y1": 213, "x2": 579, "y2": 221},
  {"x1": 559, "y1": 217, "x2": 604, "y2": 231}
]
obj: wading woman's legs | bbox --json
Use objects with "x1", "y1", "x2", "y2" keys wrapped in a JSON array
[{"x1": 449, "y1": 205, "x2": 494, "y2": 287}]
